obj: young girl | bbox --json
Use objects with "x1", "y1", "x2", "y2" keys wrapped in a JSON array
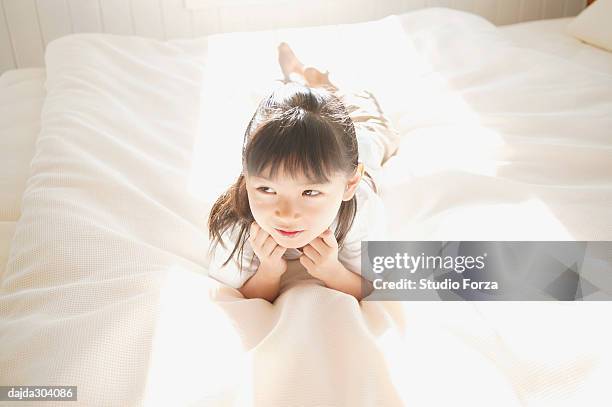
[{"x1": 207, "y1": 43, "x2": 400, "y2": 302}]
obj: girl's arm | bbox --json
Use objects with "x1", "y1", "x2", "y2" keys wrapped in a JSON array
[
  {"x1": 319, "y1": 262, "x2": 374, "y2": 302},
  {"x1": 239, "y1": 262, "x2": 282, "y2": 302},
  {"x1": 299, "y1": 229, "x2": 375, "y2": 301},
  {"x1": 239, "y1": 221, "x2": 288, "y2": 302}
]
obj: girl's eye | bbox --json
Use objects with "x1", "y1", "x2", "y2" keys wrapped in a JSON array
[
  {"x1": 303, "y1": 190, "x2": 321, "y2": 197},
  {"x1": 256, "y1": 187, "x2": 321, "y2": 197}
]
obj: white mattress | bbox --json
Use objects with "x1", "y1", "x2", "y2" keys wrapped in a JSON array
[
  {"x1": 500, "y1": 17, "x2": 612, "y2": 74},
  {"x1": 0, "y1": 68, "x2": 46, "y2": 274}
]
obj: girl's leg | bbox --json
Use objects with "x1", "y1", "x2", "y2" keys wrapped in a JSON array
[
  {"x1": 277, "y1": 42, "x2": 338, "y2": 91},
  {"x1": 339, "y1": 90, "x2": 401, "y2": 170},
  {"x1": 277, "y1": 43, "x2": 400, "y2": 173},
  {"x1": 277, "y1": 42, "x2": 307, "y2": 85}
]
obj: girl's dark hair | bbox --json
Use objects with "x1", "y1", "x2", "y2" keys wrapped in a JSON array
[{"x1": 207, "y1": 82, "x2": 377, "y2": 273}]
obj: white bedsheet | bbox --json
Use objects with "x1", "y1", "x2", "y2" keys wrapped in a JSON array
[
  {"x1": 0, "y1": 221, "x2": 16, "y2": 276},
  {"x1": 0, "y1": 8, "x2": 611, "y2": 406},
  {"x1": 382, "y1": 10, "x2": 612, "y2": 241},
  {"x1": 500, "y1": 17, "x2": 612, "y2": 75},
  {"x1": 0, "y1": 68, "x2": 46, "y2": 276}
]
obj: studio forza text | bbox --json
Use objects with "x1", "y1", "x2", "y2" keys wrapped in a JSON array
[{"x1": 370, "y1": 252, "x2": 499, "y2": 291}]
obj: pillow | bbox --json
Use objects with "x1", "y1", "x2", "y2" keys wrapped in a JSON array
[{"x1": 567, "y1": 0, "x2": 612, "y2": 52}]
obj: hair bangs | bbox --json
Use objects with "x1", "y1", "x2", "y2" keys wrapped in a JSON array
[{"x1": 245, "y1": 111, "x2": 344, "y2": 184}]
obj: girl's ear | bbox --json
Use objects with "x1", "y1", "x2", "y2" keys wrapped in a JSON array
[{"x1": 342, "y1": 163, "x2": 364, "y2": 201}]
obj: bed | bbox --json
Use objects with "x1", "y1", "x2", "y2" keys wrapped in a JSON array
[{"x1": 1, "y1": 8, "x2": 611, "y2": 406}]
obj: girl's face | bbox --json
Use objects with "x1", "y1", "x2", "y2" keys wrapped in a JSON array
[{"x1": 245, "y1": 164, "x2": 362, "y2": 249}]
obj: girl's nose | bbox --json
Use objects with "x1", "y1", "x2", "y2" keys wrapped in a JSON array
[{"x1": 275, "y1": 199, "x2": 300, "y2": 220}]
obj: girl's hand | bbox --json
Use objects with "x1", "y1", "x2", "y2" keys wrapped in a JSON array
[
  {"x1": 299, "y1": 228, "x2": 341, "y2": 280},
  {"x1": 248, "y1": 221, "x2": 288, "y2": 277}
]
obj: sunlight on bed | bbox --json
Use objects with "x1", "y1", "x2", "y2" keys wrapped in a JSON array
[
  {"x1": 186, "y1": 32, "x2": 279, "y2": 204},
  {"x1": 184, "y1": 13, "x2": 577, "y2": 243},
  {"x1": 433, "y1": 198, "x2": 574, "y2": 240},
  {"x1": 141, "y1": 265, "x2": 253, "y2": 406},
  {"x1": 185, "y1": 15, "x2": 436, "y2": 204},
  {"x1": 375, "y1": 302, "x2": 521, "y2": 404},
  {"x1": 382, "y1": 66, "x2": 508, "y2": 179}
]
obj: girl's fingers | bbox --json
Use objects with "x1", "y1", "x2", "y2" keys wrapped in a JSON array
[
  {"x1": 249, "y1": 222, "x2": 259, "y2": 243},
  {"x1": 303, "y1": 245, "x2": 322, "y2": 263},
  {"x1": 271, "y1": 244, "x2": 287, "y2": 260},
  {"x1": 307, "y1": 238, "x2": 326, "y2": 256},
  {"x1": 299, "y1": 253, "x2": 314, "y2": 270},
  {"x1": 262, "y1": 235, "x2": 278, "y2": 257},
  {"x1": 249, "y1": 221, "x2": 287, "y2": 261},
  {"x1": 304, "y1": 230, "x2": 336, "y2": 258},
  {"x1": 254, "y1": 226, "x2": 269, "y2": 248},
  {"x1": 321, "y1": 229, "x2": 338, "y2": 249},
  {"x1": 249, "y1": 222, "x2": 266, "y2": 257}
]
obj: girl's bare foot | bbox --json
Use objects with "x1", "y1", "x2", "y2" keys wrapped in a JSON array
[
  {"x1": 303, "y1": 66, "x2": 338, "y2": 91},
  {"x1": 277, "y1": 42, "x2": 338, "y2": 90},
  {"x1": 278, "y1": 42, "x2": 305, "y2": 82}
]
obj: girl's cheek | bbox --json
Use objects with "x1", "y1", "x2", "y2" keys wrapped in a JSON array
[
  {"x1": 246, "y1": 190, "x2": 268, "y2": 209},
  {"x1": 252, "y1": 198, "x2": 275, "y2": 212},
  {"x1": 245, "y1": 192, "x2": 266, "y2": 219}
]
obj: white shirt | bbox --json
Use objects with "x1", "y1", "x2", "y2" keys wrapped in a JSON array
[{"x1": 207, "y1": 177, "x2": 388, "y2": 289}]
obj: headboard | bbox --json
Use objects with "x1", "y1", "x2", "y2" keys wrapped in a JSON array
[{"x1": 0, "y1": 0, "x2": 587, "y2": 76}]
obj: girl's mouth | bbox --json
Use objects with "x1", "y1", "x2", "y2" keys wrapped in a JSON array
[{"x1": 275, "y1": 229, "x2": 303, "y2": 238}]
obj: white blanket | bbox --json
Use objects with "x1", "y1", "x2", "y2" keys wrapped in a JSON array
[{"x1": 1, "y1": 8, "x2": 611, "y2": 406}]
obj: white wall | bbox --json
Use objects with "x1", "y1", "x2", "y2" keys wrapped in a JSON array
[{"x1": 0, "y1": 0, "x2": 586, "y2": 75}]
